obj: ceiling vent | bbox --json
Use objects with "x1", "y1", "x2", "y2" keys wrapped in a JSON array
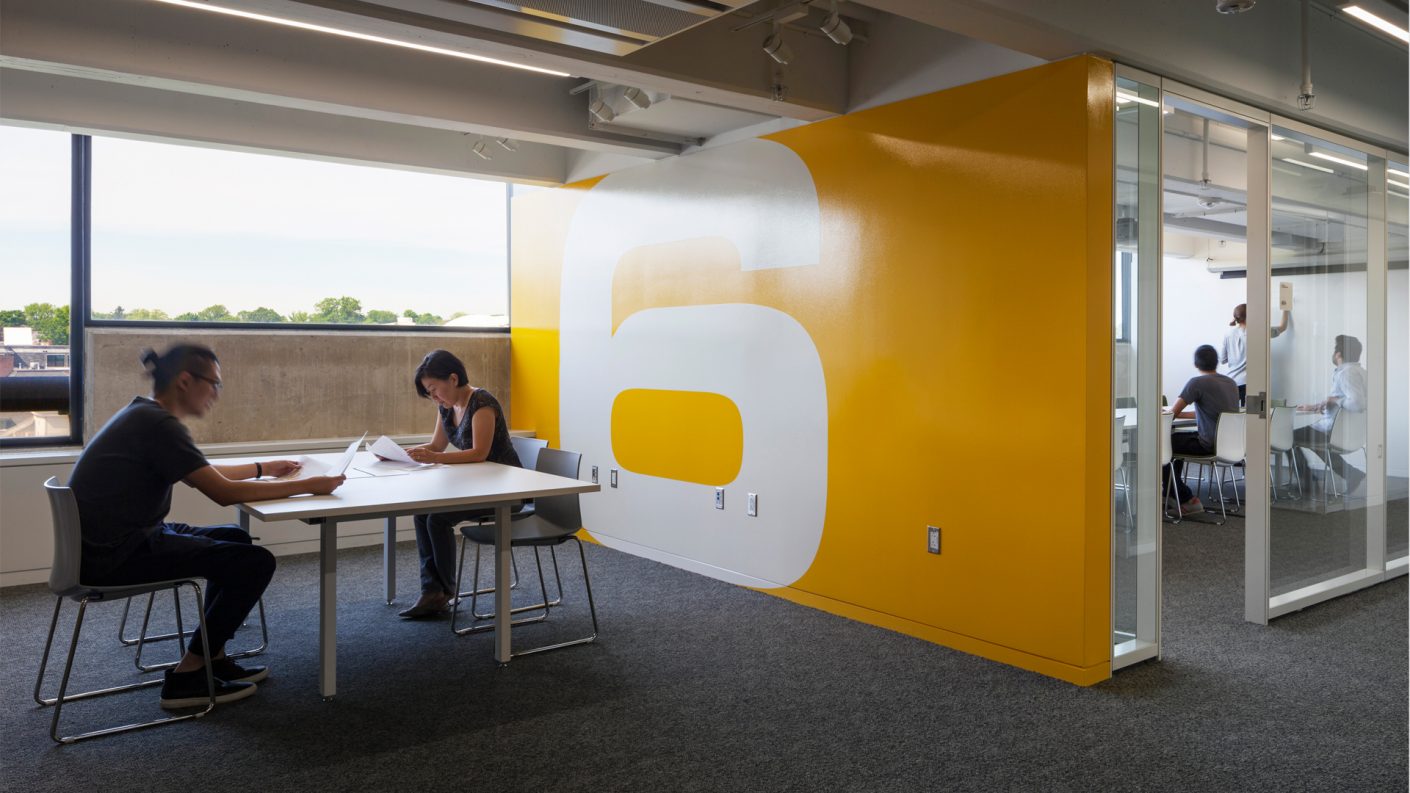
[{"x1": 1215, "y1": 0, "x2": 1256, "y2": 13}]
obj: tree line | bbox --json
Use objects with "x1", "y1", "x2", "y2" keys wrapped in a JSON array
[{"x1": 2, "y1": 297, "x2": 458, "y2": 345}]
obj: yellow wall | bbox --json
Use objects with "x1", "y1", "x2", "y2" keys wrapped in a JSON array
[{"x1": 511, "y1": 57, "x2": 1114, "y2": 684}]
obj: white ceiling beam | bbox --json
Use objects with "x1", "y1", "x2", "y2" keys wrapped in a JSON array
[
  {"x1": 0, "y1": 0, "x2": 686, "y2": 157},
  {"x1": 0, "y1": 67, "x2": 571, "y2": 184}
]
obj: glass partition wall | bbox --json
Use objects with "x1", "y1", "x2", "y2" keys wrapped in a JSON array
[
  {"x1": 1387, "y1": 160, "x2": 1408, "y2": 567},
  {"x1": 1112, "y1": 68, "x2": 1405, "y2": 663},
  {"x1": 1266, "y1": 128, "x2": 1372, "y2": 601},
  {"x1": 1112, "y1": 75, "x2": 1163, "y2": 669}
]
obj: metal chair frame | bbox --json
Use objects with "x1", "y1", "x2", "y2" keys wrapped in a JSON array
[
  {"x1": 449, "y1": 448, "x2": 599, "y2": 657},
  {"x1": 35, "y1": 477, "x2": 218, "y2": 744},
  {"x1": 118, "y1": 592, "x2": 269, "y2": 672}
]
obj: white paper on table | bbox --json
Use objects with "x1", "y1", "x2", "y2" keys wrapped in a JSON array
[
  {"x1": 368, "y1": 435, "x2": 416, "y2": 463},
  {"x1": 364, "y1": 435, "x2": 439, "y2": 472},
  {"x1": 273, "y1": 433, "x2": 366, "y2": 480}
]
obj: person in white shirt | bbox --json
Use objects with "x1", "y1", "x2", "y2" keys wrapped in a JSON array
[
  {"x1": 1220, "y1": 302, "x2": 1290, "y2": 406},
  {"x1": 1295, "y1": 334, "x2": 1368, "y2": 494}
]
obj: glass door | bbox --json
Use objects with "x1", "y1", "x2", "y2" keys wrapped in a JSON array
[
  {"x1": 1254, "y1": 123, "x2": 1385, "y2": 620},
  {"x1": 1112, "y1": 71, "x2": 1162, "y2": 669},
  {"x1": 1386, "y1": 159, "x2": 1408, "y2": 569}
]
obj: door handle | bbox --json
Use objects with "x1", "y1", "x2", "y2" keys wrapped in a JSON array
[{"x1": 1247, "y1": 391, "x2": 1267, "y2": 419}]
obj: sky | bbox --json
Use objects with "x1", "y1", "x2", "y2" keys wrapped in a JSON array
[{"x1": 0, "y1": 126, "x2": 509, "y2": 319}]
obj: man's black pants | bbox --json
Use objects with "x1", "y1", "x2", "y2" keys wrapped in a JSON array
[{"x1": 86, "y1": 524, "x2": 275, "y2": 658}]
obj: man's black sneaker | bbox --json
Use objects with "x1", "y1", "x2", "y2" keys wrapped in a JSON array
[
  {"x1": 159, "y1": 669, "x2": 257, "y2": 710},
  {"x1": 211, "y1": 657, "x2": 269, "y2": 684}
]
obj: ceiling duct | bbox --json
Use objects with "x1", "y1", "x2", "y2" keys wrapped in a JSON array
[{"x1": 443, "y1": 0, "x2": 755, "y2": 55}]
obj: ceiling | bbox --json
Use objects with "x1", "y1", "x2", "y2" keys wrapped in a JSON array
[{"x1": 0, "y1": 0, "x2": 1404, "y2": 185}]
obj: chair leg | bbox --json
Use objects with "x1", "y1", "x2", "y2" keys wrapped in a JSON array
[
  {"x1": 457, "y1": 553, "x2": 521, "y2": 602},
  {"x1": 452, "y1": 542, "x2": 550, "y2": 637},
  {"x1": 511, "y1": 537, "x2": 600, "y2": 658},
  {"x1": 41, "y1": 582, "x2": 216, "y2": 744},
  {"x1": 133, "y1": 590, "x2": 269, "y2": 672}
]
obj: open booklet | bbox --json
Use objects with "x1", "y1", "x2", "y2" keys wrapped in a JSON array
[
  {"x1": 274, "y1": 433, "x2": 367, "y2": 480},
  {"x1": 354, "y1": 435, "x2": 440, "y2": 476}
]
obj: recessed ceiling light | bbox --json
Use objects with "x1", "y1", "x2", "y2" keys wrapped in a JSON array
[
  {"x1": 149, "y1": 0, "x2": 572, "y2": 77},
  {"x1": 1308, "y1": 151, "x2": 1369, "y2": 171},
  {"x1": 1343, "y1": 5, "x2": 1410, "y2": 42}
]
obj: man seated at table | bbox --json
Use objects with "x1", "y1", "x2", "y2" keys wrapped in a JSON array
[
  {"x1": 69, "y1": 344, "x2": 345, "y2": 709},
  {"x1": 1295, "y1": 334, "x2": 1368, "y2": 495},
  {"x1": 1164, "y1": 344, "x2": 1240, "y2": 517}
]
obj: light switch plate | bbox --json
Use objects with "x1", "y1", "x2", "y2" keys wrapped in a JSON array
[
  {"x1": 610, "y1": 469, "x2": 618, "y2": 488},
  {"x1": 591, "y1": 465, "x2": 599, "y2": 484},
  {"x1": 747, "y1": 493, "x2": 757, "y2": 517},
  {"x1": 715, "y1": 488, "x2": 725, "y2": 509},
  {"x1": 927, "y1": 525, "x2": 941, "y2": 554}
]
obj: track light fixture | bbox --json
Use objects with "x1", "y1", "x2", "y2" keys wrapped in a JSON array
[
  {"x1": 820, "y1": 1, "x2": 852, "y2": 44},
  {"x1": 495, "y1": 137, "x2": 517, "y2": 152},
  {"x1": 471, "y1": 140, "x2": 491, "y2": 160},
  {"x1": 763, "y1": 22, "x2": 793, "y2": 65},
  {"x1": 589, "y1": 99, "x2": 616, "y2": 123},
  {"x1": 623, "y1": 87, "x2": 651, "y2": 111}
]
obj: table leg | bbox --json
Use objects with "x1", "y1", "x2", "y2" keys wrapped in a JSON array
[
  {"x1": 384, "y1": 517, "x2": 397, "y2": 605},
  {"x1": 494, "y1": 504, "x2": 511, "y2": 664},
  {"x1": 237, "y1": 509, "x2": 250, "y2": 534},
  {"x1": 320, "y1": 518, "x2": 338, "y2": 699}
]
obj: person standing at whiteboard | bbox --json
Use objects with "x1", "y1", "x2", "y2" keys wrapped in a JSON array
[{"x1": 1221, "y1": 302, "x2": 1291, "y2": 406}]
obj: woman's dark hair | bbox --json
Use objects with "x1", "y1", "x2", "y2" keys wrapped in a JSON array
[
  {"x1": 140, "y1": 344, "x2": 219, "y2": 393},
  {"x1": 414, "y1": 349, "x2": 469, "y2": 398},
  {"x1": 1193, "y1": 344, "x2": 1219, "y2": 372}
]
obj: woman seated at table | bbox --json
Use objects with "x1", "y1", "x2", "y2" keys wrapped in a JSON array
[{"x1": 396, "y1": 349, "x2": 522, "y2": 619}]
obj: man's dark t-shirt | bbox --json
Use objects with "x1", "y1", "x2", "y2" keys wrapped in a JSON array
[
  {"x1": 1178, "y1": 373, "x2": 1241, "y2": 448},
  {"x1": 68, "y1": 397, "x2": 209, "y2": 574}
]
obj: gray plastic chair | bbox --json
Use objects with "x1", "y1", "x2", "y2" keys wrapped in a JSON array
[
  {"x1": 510, "y1": 436, "x2": 549, "y2": 476},
  {"x1": 456, "y1": 435, "x2": 555, "y2": 612},
  {"x1": 34, "y1": 477, "x2": 218, "y2": 744},
  {"x1": 451, "y1": 448, "x2": 599, "y2": 657}
]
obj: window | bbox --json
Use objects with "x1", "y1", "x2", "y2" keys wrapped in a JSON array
[
  {"x1": 0, "y1": 125, "x2": 74, "y2": 443},
  {"x1": 90, "y1": 136, "x2": 510, "y2": 328}
]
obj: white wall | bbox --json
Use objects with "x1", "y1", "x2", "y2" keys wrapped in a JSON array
[
  {"x1": 1162, "y1": 260, "x2": 1406, "y2": 478},
  {"x1": 1160, "y1": 256, "x2": 1244, "y2": 402}
]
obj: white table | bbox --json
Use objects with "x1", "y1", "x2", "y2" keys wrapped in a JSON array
[{"x1": 228, "y1": 451, "x2": 599, "y2": 699}]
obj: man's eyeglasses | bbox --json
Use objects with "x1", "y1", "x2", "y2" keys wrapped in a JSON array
[{"x1": 192, "y1": 373, "x2": 223, "y2": 392}]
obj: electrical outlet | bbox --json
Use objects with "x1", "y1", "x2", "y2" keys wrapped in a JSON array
[
  {"x1": 927, "y1": 525, "x2": 941, "y2": 554},
  {"x1": 610, "y1": 469, "x2": 618, "y2": 488},
  {"x1": 715, "y1": 487, "x2": 725, "y2": 509},
  {"x1": 591, "y1": 465, "x2": 599, "y2": 484},
  {"x1": 747, "y1": 493, "x2": 757, "y2": 517}
]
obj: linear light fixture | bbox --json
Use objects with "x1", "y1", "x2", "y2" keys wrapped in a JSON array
[
  {"x1": 1280, "y1": 157, "x2": 1335, "y2": 174},
  {"x1": 149, "y1": 0, "x2": 572, "y2": 77},
  {"x1": 1390, "y1": 190, "x2": 1410, "y2": 200},
  {"x1": 1308, "y1": 151, "x2": 1370, "y2": 171},
  {"x1": 1389, "y1": 167, "x2": 1410, "y2": 179},
  {"x1": 1342, "y1": 5, "x2": 1410, "y2": 42},
  {"x1": 1115, "y1": 90, "x2": 1160, "y2": 109},
  {"x1": 1388, "y1": 179, "x2": 1410, "y2": 191}
]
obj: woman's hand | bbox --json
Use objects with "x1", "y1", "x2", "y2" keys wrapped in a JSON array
[
  {"x1": 407, "y1": 447, "x2": 441, "y2": 464},
  {"x1": 261, "y1": 459, "x2": 302, "y2": 478},
  {"x1": 305, "y1": 475, "x2": 345, "y2": 495}
]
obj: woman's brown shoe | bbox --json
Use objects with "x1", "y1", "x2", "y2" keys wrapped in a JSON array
[{"x1": 397, "y1": 593, "x2": 450, "y2": 619}]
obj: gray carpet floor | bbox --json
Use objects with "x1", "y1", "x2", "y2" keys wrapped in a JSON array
[{"x1": 1, "y1": 527, "x2": 1405, "y2": 792}]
